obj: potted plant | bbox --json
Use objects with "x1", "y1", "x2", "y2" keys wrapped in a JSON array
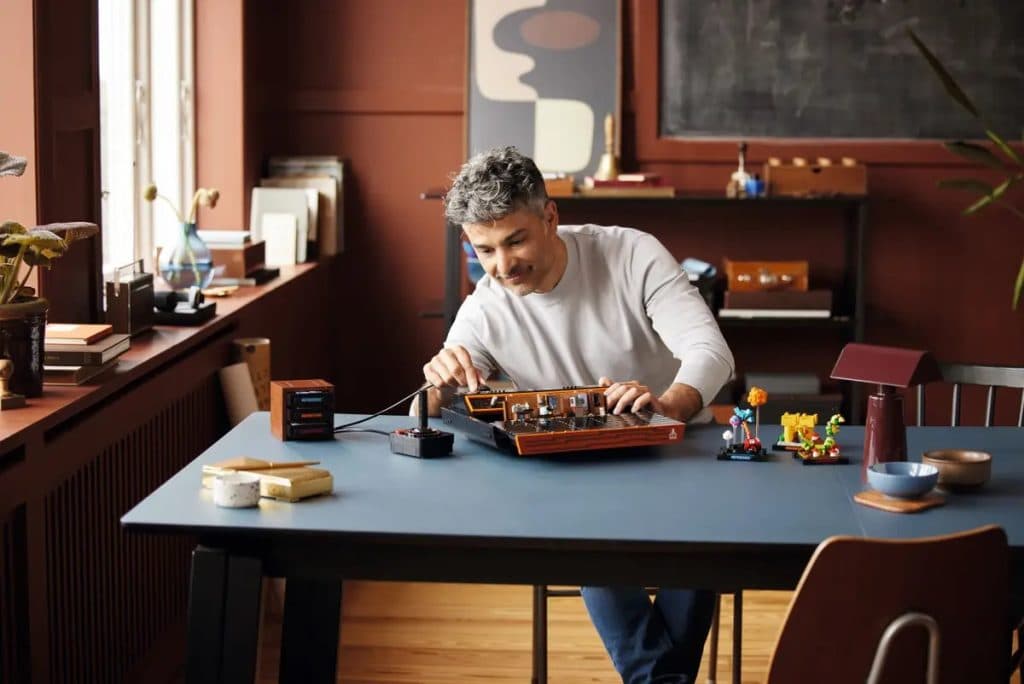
[
  {"x1": 907, "y1": 29, "x2": 1024, "y2": 310},
  {"x1": 1, "y1": 151, "x2": 99, "y2": 397}
]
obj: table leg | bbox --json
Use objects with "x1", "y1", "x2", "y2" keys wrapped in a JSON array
[
  {"x1": 279, "y1": 578, "x2": 342, "y2": 683},
  {"x1": 185, "y1": 546, "x2": 263, "y2": 684}
]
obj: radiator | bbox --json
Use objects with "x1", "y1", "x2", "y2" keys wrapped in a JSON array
[{"x1": 41, "y1": 375, "x2": 223, "y2": 682}]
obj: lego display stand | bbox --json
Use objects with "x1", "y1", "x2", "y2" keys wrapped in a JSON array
[
  {"x1": 717, "y1": 442, "x2": 770, "y2": 462},
  {"x1": 717, "y1": 392, "x2": 770, "y2": 461}
]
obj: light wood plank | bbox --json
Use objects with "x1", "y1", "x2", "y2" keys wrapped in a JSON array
[
  {"x1": 258, "y1": 582, "x2": 792, "y2": 683},
  {"x1": 258, "y1": 582, "x2": 1020, "y2": 684}
]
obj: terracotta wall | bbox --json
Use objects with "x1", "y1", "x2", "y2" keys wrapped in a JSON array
[{"x1": 242, "y1": 0, "x2": 1023, "y2": 422}]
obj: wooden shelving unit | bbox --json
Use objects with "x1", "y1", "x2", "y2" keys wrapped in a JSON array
[{"x1": 420, "y1": 191, "x2": 868, "y2": 421}]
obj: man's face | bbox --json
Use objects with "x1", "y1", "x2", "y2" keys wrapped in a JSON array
[{"x1": 463, "y1": 200, "x2": 562, "y2": 296}]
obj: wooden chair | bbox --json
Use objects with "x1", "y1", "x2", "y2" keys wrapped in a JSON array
[
  {"x1": 532, "y1": 586, "x2": 741, "y2": 684},
  {"x1": 916, "y1": 362, "x2": 1024, "y2": 427},
  {"x1": 767, "y1": 525, "x2": 1009, "y2": 684}
]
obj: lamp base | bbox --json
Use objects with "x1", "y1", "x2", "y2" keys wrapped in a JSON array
[{"x1": 863, "y1": 390, "x2": 907, "y2": 481}]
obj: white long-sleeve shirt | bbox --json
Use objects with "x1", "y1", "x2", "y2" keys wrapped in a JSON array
[{"x1": 445, "y1": 224, "x2": 735, "y2": 422}]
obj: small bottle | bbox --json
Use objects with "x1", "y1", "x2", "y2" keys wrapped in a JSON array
[{"x1": 727, "y1": 141, "x2": 751, "y2": 198}]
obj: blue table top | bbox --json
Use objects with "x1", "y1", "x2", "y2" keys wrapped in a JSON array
[{"x1": 121, "y1": 413, "x2": 1024, "y2": 550}]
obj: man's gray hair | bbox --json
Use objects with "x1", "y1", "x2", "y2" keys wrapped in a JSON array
[{"x1": 444, "y1": 146, "x2": 548, "y2": 225}]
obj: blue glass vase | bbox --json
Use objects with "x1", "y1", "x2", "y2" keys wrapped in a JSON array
[{"x1": 158, "y1": 222, "x2": 215, "y2": 290}]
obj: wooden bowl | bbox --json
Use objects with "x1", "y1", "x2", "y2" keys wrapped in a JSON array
[{"x1": 921, "y1": 450, "x2": 992, "y2": 491}]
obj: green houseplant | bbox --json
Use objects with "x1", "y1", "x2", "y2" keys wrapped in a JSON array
[
  {"x1": 0, "y1": 151, "x2": 99, "y2": 397},
  {"x1": 907, "y1": 29, "x2": 1024, "y2": 310}
]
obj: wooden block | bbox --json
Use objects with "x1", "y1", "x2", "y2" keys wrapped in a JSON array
[
  {"x1": 724, "y1": 259, "x2": 809, "y2": 292},
  {"x1": 764, "y1": 161, "x2": 867, "y2": 197},
  {"x1": 209, "y1": 241, "x2": 266, "y2": 278},
  {"x1": 854, "y1": 489, "x2": 945, "y2": 513},
  {"x1": 270, "y1": 379, "x2": 334, "y2": 441}
]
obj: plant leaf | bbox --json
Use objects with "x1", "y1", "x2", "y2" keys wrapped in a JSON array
[
  {"x1": 906, "y1": 28, "x2": 980, "y2": 119},
  {"x1": 38, "y1": 221, "x2": 99, "y2": 245},
  {"x1": 1015, "y1": 257, "x2": 1024, "y2": 310},
  {"x1": 944, "y1": 141, "x2": 1007, "y2": 170},
  {"x1": 0, "y1": 152, "x2": 27, "y2": 177},
  {"x1": 0, "y1": 221, "x2": 27, "y2": 236},
  {"x1": 937, "y1": 178, "x2": 994, "y2": 194},
  {"x1": 985, "y1": 130, "x2": 1023, "y2": 166},
  {"x1": 960, "y1": 177, "x2": 1013, "y2": 214},
  {"x1": 962, "y1": 192, "x2": 997, "y2": 215}
]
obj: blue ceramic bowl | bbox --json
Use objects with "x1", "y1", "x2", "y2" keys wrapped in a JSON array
[{"x1": 867, "y1": 462, "x2": 939, "y2": 499}]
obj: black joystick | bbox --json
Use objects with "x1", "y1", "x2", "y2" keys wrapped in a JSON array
[{"x1": 389, "y1": 388, "x2": 455, "y2": 458}]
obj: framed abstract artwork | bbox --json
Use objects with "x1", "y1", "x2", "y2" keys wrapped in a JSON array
[{"x1": 467, "y1": 0, "x2": 621, "y2": 177}]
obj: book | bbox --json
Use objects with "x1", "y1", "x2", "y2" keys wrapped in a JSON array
[
  {"x1": 196, "y1": 229, "x2": 251, "y2": 245},
  {"x1": 583, "y1": 174, "x2": 662, "y2": 188},
  {"x1": 723, "y1": 289, "x2": 832, "y2": 310},
  {"x1": 44, "y1": 334, "x2": 130, "y2": 366},
  {"x1": 45, "y1": 323, "x2": 113, "y2": 345},
  {"x1": 249, "y1": 187, "x2": 310, "y2": 262},
  {"x1": 261, "y1": 175, "x2": 340, "y2": 255},
  {"x1": 43, "y1": 357, "x2": 120, "y2": 385},
  {"x1": 617, "y1": 173, "x2": 662, "y2": 183},
  {"x1": 209, "y1": 266, "x2": 281, "y2": 288},
  {"x1": 208, "y1": 241, "x2": 266, "y2": 278},
  {"x1": 265, "y1": 157, "x2": 345, "y2": 255},
  {"x1": 577, "y1": 185, "x2": 676, "y2": 198},
  {"x1": 717, "y1": 308, "x2": 832, "y2": 319}
]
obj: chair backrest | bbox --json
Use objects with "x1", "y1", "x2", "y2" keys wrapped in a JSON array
[
  {"x1": 766, "y1": 525, "x2": 1009, "y2": 684},
  {"x1": 916, "y1": 363, "x2": 1024, "y2": 427}
]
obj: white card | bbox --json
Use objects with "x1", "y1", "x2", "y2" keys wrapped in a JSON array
[{"x1": 261, "y1": 213, "x2": 298, "y2": 266}]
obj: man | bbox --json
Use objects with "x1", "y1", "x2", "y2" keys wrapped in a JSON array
[{"x1": 421, "y1": 146, "x2": 734, "y2": 683}]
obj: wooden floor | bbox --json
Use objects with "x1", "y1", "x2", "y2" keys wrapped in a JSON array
[{"x1": 257, "y1": 582, "x2": 793, "y2": 683}]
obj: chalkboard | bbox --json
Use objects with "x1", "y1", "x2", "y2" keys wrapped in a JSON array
[{"x1": 660, "y1": 0, "x2": 1024, "y2": 139}]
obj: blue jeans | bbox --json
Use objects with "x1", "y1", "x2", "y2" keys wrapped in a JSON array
[{"x1": 581, "y1": 586, "x2": 716, "y2": 684}]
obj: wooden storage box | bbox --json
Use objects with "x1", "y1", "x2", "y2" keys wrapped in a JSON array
[
  {"x1": 210, "y1": 241, "x2": 266, "y2": 278},
  {"x1": 723, "y1": 259, "x2": 809, "y2": 292},
  {"x1": 764, "y1": 159, "x2": 867, "y2": 197}
]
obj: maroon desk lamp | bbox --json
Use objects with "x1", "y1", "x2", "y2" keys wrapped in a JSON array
[{"x1": 830, "y1": 343, "x2": 941, "y2": 479}]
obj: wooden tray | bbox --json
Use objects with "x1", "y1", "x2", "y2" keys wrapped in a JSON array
[{"x1": 854, "y1": 489, "x2": 945, "y2": 513}]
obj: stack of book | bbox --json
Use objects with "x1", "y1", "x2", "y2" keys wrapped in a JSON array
[
  {"x1": 579, "y1": 173, "x2": 675, "y2": 198},
  {"x1": 43, "y1": 324, "x2": 130, "y2": 385},
  {"x1": 718, "y1": 290, "x2": 833, "y2": 319},
  {"x1": 260, "y1": 155, "x2": 345, "y2": 257}
]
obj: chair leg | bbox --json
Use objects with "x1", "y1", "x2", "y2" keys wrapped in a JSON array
[
  {"x1": 532, "y1": 585, "x2": 548, "y2": 684},
  {"x1": 707, "y1": 593, "x2": 721, "y2": 683},
  {"x1": 732, "y1": 591, "x2": 742, "y2": 684}
]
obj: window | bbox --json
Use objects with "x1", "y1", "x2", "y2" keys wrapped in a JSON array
[{"x1": 99, "y1": 0, "x2": 194, "y2": 280}]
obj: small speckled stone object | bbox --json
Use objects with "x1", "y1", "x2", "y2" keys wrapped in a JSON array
[{"x1": 213, "y1": 472, "x2": 261, "y2": 508}]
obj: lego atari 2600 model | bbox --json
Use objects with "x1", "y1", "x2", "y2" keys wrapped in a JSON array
[{"x1": 441, "y1": 385, "x2": 685, "y2": 456}]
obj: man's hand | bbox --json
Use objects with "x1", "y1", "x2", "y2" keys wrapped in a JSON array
[
  {"x1": 599, "y1": 378, "x2": 703, "y2": 422},
  {"x1": 416, "y1": 345, "x2": 486, "y2": 417},
  {"x1": 424, "y1": 345, "x2": 484, "y2": 391}
]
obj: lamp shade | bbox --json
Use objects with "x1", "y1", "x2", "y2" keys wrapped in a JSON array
[{"x1": 830, "y1": 343, "x2": 941, "y2": 388}]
